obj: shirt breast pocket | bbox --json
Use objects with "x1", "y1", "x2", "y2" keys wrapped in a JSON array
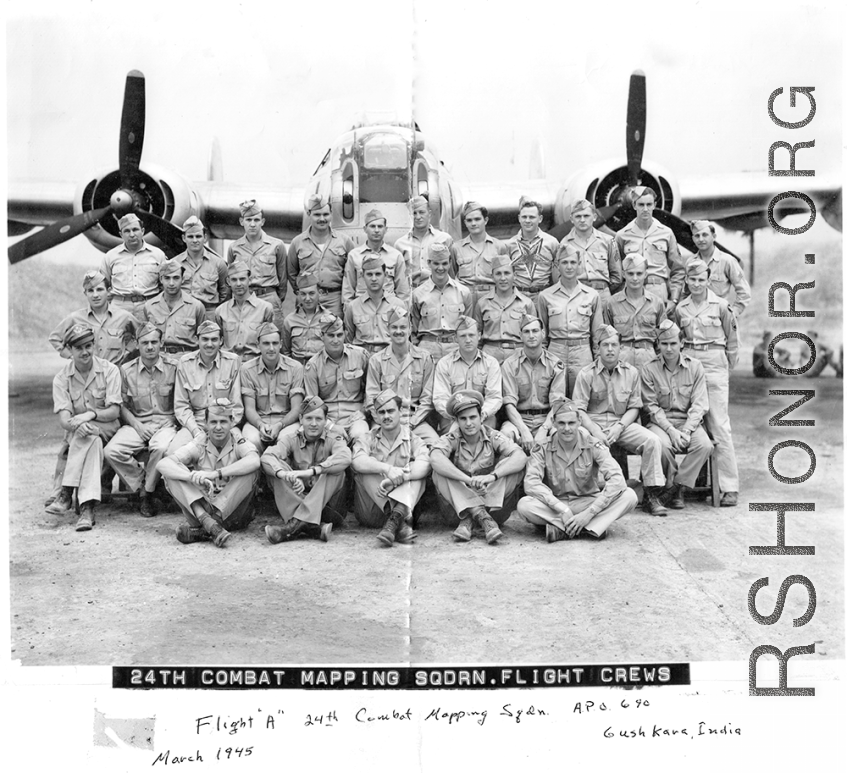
[
  {"x1": 256, "y1": 252, "x2": 278, "y2": 279},
  {"x1": 157, "y1": 384, "x2": 174, "y2": 412},
  {"x1": 517, "y1": 378, "x2": 532, "y2": 401},
  {"x1": 214, "y1": 378, "x2": 234, "y2": 398},
  {"x1": 256, "y1": 385, "x2": 271, "y2": 413},
  {"x1": 455, "y1": 254, "x2": 474, "y2": 278},
  {"x1": 342, "y1": 368, "x2": 363, "y2": 393},
  {"x1": 91, "y1": 386, "x2": 107, "y2": 409},
  {"x1": 614, "y1": 385, "x2": 633, "y2": 405}
]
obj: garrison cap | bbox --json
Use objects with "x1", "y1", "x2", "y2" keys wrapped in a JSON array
[
  {"x1": 387, "y1": 306, "x2": 409, "y2": 326},
  {"x1": 296, "y1": 272, "x2": 319, "y2": 290},
  {"x1": 595, "y1": 324, "x2": 620, "y2": 344},
  {"x1": 320, "y1": 313, "x2": 344, "y2": 334},
  {"x1": 118, "y1": 213, "x2": 142, "y2": 230},
  {"x1": 82, "y1": 270, "x2": 107, "y2": 290},
  {"x1": 686, "y1": 258, "x2": 709, "y2": 277},
  {"x1": 489, "y1": 253, "x2": 512, "y2": 272},
  {"x1": 462, "y1": 200, "x2": 485, "y2": 218},
  {"x1": 227, "y1": 259, "x2": 251, "y2": 277},
  {"x1": 159, "y1": 259, "x2": 183, "y2": 277},
  {"x1": 207, "y1": 397, "x2": 236, "y2": 417},
  {"x1": 519, "y1": 313, "x2": 542, "y2": 331},
  {"x1": 690, "y1": 219, "x2": 714, "y2": 233},
  {"x1": 256, "y1": 322, "x2": 280, "y2": 341},
  {"x1": 657, "y1": 319, "x2": 681, "y2": 342},
  {"x1": 64, "y1": 323, "x2": 95, "y2": 348},
  {"x1": 136, "y1": 322, "x2": 161, "y2": 341},
  {"x1": 409, "y1": 195, "x2": 430, "y2": 210},
  {"x1": 182, "y1": 215, "x2": 205, "y2": 232},
  {"x1": 362, "y1": 255, "x2": 385, "y2": 272},
  {"x1": 427, "y1": 242, "x2": 450, "y2": 260},
  {"x1": 307, "y1": 194, "x2": 328, "y2": 212},
  {"x1": 373, "y1": 388, "x2": 401, "y2": 412},
  {"x1": 570, "y1": 199, "x2": 594, "y2": 215},
  {"x1": 455, "y1": 315, "x2": 478, "y2": 333},
  {"x1": 446, "y1": 389, "x2": 484, "y2": 418},
  {"x1": 629, "y1": 185, "x2": 656, "y2": 204},
  {"x1": 622, "y1": 253, "x2": 648, "y2": 271},
  {"x1": 300, "y1": 395, "x2": 328, "y2": 416},
  {"x1": 197, "y1": 320, "x2": 222, "y2": 336},
  {"x1": 239, "y1": 199, "x2": 261, "y2": 217},
  {"x1": 553, "y1": 399, "x2": 580, "y2": 419},
  {"x1": 364, "y1": 209, "x2": 386, "y2": 225}
]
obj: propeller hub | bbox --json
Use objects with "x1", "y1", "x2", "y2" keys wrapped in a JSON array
[{"x1": 110, "y1": 189, "x2": 136, "y2": 216}]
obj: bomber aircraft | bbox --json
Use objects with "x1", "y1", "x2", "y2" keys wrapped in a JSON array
[{"x1": 7, "y1": 70, "x2": 842, "y2": 268}]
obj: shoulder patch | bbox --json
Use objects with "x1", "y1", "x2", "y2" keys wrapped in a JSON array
[{"x1": 237, "y1": 437, "x2": 246, "y2": 445}]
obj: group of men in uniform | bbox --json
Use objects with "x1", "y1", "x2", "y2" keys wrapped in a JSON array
[{"x1": 46, "y1": 184, "x2": 751, "y2": 545}]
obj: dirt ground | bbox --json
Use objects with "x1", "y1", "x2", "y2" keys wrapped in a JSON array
[{"x1": 7, "y1": 350, "x2": 843, "y2": 666}]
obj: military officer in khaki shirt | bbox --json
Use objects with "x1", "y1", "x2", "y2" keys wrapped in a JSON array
[
  {"x1": 473, "y1": 254, "x2": 537, "y2": 363},
  {"x1": 452, "y1": 201, "x2": 505, "y2": 303},
  {"x1": 287, "y1": 195, "x2": 353, "y2": 316},
  {"x1": 518, "y1": 399, "x2": 637, "y2": 541},
  {"x1": 174, "y1": 216, "x2": 229, "y2": 319},
  {"x1": 505, "y1": 197, "x2": 560, "y2": 302},
  {"x1": 104, "y1": 323, "x2": 178, "y2": 517},
  {"x1": 240, "y1": 322, "x2": 305, "y2": 451},
  {"x1": 395, "y1": 195, "x2": 455, "y2": 289},
  {"x1": 344, "y1": 255, "x2": 406, "y2": 352},
  {"x1": 429, "y1": 390, "x2": 526, "y2": 544},
  {"x1": 499, "y1": 313, "x2": 567, "y2": 451},
  {"x1": 641, "y1": 320, "x2": 712, "y2": 510},
  {"x1": 571, "y1": 325, "x2": 668, "y2": 515},
  {"x1": 689, "y1": 220, "x2": 751, "y2": 318},
  {"x1": 227, "y1": 199, "x2": 287, "y2": 330},
  {"x1": 411, "y1": 243, "x2": 472, "y2": 359},
  {"x1": 260, "y1": 396, "x2": 351, "y2": 544},
  {"x1": 215, "y1": 260, "x2": 275, "y2": 360},
  {"x1": 303, "y1": 313, "x2": 370, "y2": 441},
  {"x1": 351, "y1": 389, "x2": 431, "y2": 546},
  {"x1": 282, "y1": 272, "x2": 326, "y2": 365},
  {"x1": 159, "y1": 399, "x2": 259, "y2": 548},
  {"x1": 142, "y1": 259, "x2": 206, "y2": 355}
]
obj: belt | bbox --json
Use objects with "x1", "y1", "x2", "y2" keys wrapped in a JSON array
[
  {"x1": 359, "y1": 342, "x2": 388, "y2": 352},
  {"x1": 685, "y1": 343, "x2": 726, "y2": 351},
  {"x1": 318, "y1": 286, "x2": 340, "y2": 293},
  {"x1": 521, "y1": 408, "x2": 549, "y2": 415},
  {"x1": 162, "y1": 344, "x2": 197, "y2": 354},
  {"x1": 585, "y1": 279, "x2": 609, "y2": 290},
  {"x1": 645, "y1": 276, "x2": 666, "y2": 285},
  {"x1": 114, "y1": 293, "x2": 155, "y2": 303},
  {"x1": 485, "y1": 341, "x2": 519, "y2": 348},
  {"x1": 420, "y1": 334, "x2": 455, "y2": 343},
  {"x1": 549, "y1": 337, "x2": 590, "y2": 345},
  {"x1": 203, "y1": 301, "x2": 219, "y2": 311},
  {"x1": 252, "y1": 286, "x2": 278, "y2": 297},
  {"x1": 621, "y1": 340, "x2": 653, "y2": 349}
]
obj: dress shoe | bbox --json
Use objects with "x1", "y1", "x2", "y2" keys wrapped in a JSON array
[
  {"x1": 46, "y1": 487, "x2": 73, "y2": 514},
  {"x1": 176, "y1": 523, "x2": 210, "y2": 544}
]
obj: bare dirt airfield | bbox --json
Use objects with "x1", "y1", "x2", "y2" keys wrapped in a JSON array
[{"x1": 6, "y1": 229, "x2": 843, "y2": 668}]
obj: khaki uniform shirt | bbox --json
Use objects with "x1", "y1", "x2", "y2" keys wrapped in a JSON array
[
  {"x1": 411, "y1": 278, "x2": 472, "y2": 339},
  {"x1": 614, "y1": 220, "x2": 684, "y2": 300},
  {"x1": 174, "y1": 350, "x2": 243, "y2": 432},
  {"x1": 287, "y1": 229, "x2": 353, "y2": 293},
  {"x1": 262, "y1": 424, "x2": 352, "y2": 475},
  {"x1": 699, "y1": 248, "x2": 752, "y2": 316},
  {"x1": 48, "y1": 305, "x2": 140, "y2": 364},
  {"x1": 100, "y1": 242, "x2": 166, "y2": 298},
  {"x1": 395, "y1": 225, "x2": 454, "y2": 287},
  {"x1": 603, "y1": 290, "x2": 667, "y2": 342},
  {"x1": 452, "y1": 234, "x2": 506, "y2": 291},
  {"x1": 344, "y1": 293, "x2": 406, "y2": 348},
  {"x1": 501, "y1": 349, "x2": 567, "y2": 413},
  {"x1": 433, "y1": 349, "x2": 502, "y2": 420},
  {"x1": 120, "y1": 355, "x2": 178, "y2": 425},
  {"x1": 525, "y1": 427, "x2": 625, "y2": 512},
  {"x1": 558, "y1": 229, "x2": 623, "y2": 290},
  {"x1": 473, "y1": 289, "x2": 537, "y2": 345},
  {"x1": 173, "y1": 249, "x2": 230, "y2": 306},
  {"x1": 240, "y1": 354, "x2": 305, "y2": 418},
  {"x1": 572, "y1": 358, "x2": 642, "y2": 420},
  {"x1": 215, "y1": 294, "x2": 275, "y2": 358},
  {"x1": 171, "y1": 430, "x2": 258, "y2": 496},
  {"x1": 352, "y1": 424, "x2": 429, "y2": 469},
  {"x1": 365, "y1": 345, "x2": 434, "y2": 425},
  {"x1": 282, "y1": 307, "x2": 325, "y2": 362},
  {"x1": 506, "y1": 230, "x2": 560, "y2": 294},
  {"x1": 640, "y1": 354, "x2": 709, "y2": 434},
  {"x1": 433, "y1": 425, "x2": 519, "y2": 477},
  {"x1": 343, "y1": 242, "x2": 410, "y2": 307},
  {"x1": 142, "y1": 291, "x2": 206, "y2": 349},
  {"x1": 227, "y1": 232, "x2": 287, "y2": 300},
  {"x1": 303, "y1": 345, "x2": 369, "y2": 412},
  {"x1": 537, "y1": 282, "x2": 603, "y2": 343},
  {"x1": 673, "y1": 290, "x2": 738, "y2": 362},
  {"x1": 53, "y1": 356, "x2": 123, "y2": 417}
]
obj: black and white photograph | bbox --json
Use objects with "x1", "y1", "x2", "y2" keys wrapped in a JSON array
[{"x1": 3, "y1": 0, "x2": 843, "y2": 768}]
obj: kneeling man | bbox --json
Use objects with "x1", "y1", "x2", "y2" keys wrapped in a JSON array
[
  {"x1": 429, "y1": 390, "x2": 526, "y2": 544},
  {"x1": 518, "y1": 400, "x2": 637, "y2": 540},
  {"x1": 260, "y1": 396, "x2": 352, "y2": 544},
  {"x1": 158, "y1": 398, "x2": 260, "y2": 547}
]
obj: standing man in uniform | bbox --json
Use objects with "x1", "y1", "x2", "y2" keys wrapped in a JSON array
[
  {"x1": 473, "y1": 254, "x2": 537, "y2": 364},
  {"x1": 174, "y1": 216, "x2": 229, "y2": 320},
  {"x1": 506, "y1": 197, "x2": 560, "y2": 304},
  {"x1": 604, "y1": 253, "x2": 666, "y2": 371},
  {"x1": 452, "y1": 201, "x2": 505, "y2": 304},
  {"x1": 365, "y1": 307, "x2": 437, "y2": 445},
  {"x1": 351, "y1": 389, "x2": 431, "y2": 547},
  {"x1": 558, "y1": 199, "x2": 623, "y2": 309},
  {"x1": 673, "y1": 258, "x2": 739, "y2": 507},
  {"x1": 142, "y1": 260, "x2": 206, "y2": 356},
  {"x1": 344, "y1": 255, "x2": 406, "y2": 353},
  {"x1": 171, "y1": 320, "x2": 242, "y2": 451},
  {"x1": 260, "y1": 396, "x2": 351, "y2": 544},
  {"x1": 395, "y1": 195, "x2": 454, "y2": 289},
  {"x1": 641, "y1": 320, "x2": 711, "y2": 510},
  {"x1": 240, "y1": 322, "x2": 305, "y2": 451},
  {"x1": 517, "y1": 400, "x2": 638, "y2": 541},
  {"x1": 432, "y1": 316, "x2": 503, "y2": 433},
  {"x1": 287, "y1": 194, "x2": 352, "y2": 317},
  {"x1": 411, "y1": 242, "x2": 472, "y2": 360},
  {"x1": 429, "y1": 390, "x2": 527, "y2": 544},
  {"x1": 49, "y1": 324, "x2": 122, "y2": 531},
  {"x1": 100, "y1": 213, "x2": 166, "y2": 319},
  {"x1": 104, "y1": 323, "x2": 178, "y2": 517},
  {"x1": 689, "y1": 220, "x2": 751, "y2": 319},
  {"x1": 215, "y1": 260, "x2": 274, "y2": 361},
  {"x1": 227, "y1": 199, "x2": 287, "y2": 330},
  {"x1": 537, "y1": 248, "x2": 603, "y2": 396},
  {"x1": 343, "y1": 209, "x2": 410, "y2": 308},
  {"x1": 303, "y1": 313, "x2": 370, "y2": 442},
  {"x1": 282, "y1": 272, "x2": 325, "y2": 365},
  {"x1": 158, "y1": 399, "x2": 260, "y2": 548},
  {"x1": 571, "y1": 325, "x2": 668, "y2": 515},
  {"x1": 613, "y1": 187, "x2": 684, "y2": 314},
  {"x1": 499, "y1": 313, "x2": 567, "y2": 451}
]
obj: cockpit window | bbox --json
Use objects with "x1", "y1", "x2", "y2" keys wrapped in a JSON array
[
  {"x1": 359, "y1": 172, "x2": 411, "y2": 204},
  {"x1": 362, "y1": 134, "x2": 408, "y2": 170}
]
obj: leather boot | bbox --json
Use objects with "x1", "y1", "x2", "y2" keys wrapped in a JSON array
[
  {"x1": 668, "y1": 484, "x2": 685, "y2": 510},
  {"x1": 198, "y1": 511, "x2": 230, "y2": 547},
  {"x1": 46, "y1": 486, "x2": 73, "y2": 515},
  {"x1": 139, "y1": 491, "x2": 156, "y2": 518},
  {"x1": 471, "y1": 506, "x2": 503, "y2": 544},
  {"x1": 176, "y1": 522, "x2": 211, "y2": 544},
  {"x1": 377, "y1": 510, "x2": 403, "y2": 547},
  {"x1": 396, "y1": 519, "x2": 417, "y2": 544},
  {"x1": 265, "y1": 518, "x2": 307, "y2": 544},
  {"x1": 75, "y1": 501, "x2": 96, "y2": 532},
  {"x1": 452, "y1": 511, "x2": 473, "y2": 542},
  {"x1": 546, "y1": 523, "x2": 566, "y2": 542},
  {"x1": 643, "y1": 487, "x2": 668, "y2": 516}
]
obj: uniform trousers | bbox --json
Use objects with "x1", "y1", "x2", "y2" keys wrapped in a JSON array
[
  {"x1": 259, "y1": 291, "x2": 286, "y2": 333},
  {"x1": 165, "y1": 471, "x2": 258, "y2": 530},
  {"x1": 268, "y1": 471, "x2": 347, "y2": 526},
  {"x1": 62, "y1": 421, "x2": 119, "y2": 504},
  {"x1": 110, "y1": 296, "x2": 149, "y2": 321},
  {"x1": 416, "y1": 338, "x2": 458, "y2": 360},
  {"x1": 619, "y1": 343, "x2": 656, "y2": 371},
  {"x1": 318, "y1": 288, "x2": 343, "y2": 317},
  {"x1": 353, "y1": 474, "x2": 425, "y2": 528},
  {"x1": 499, "y1": 413, "x2": 547, "y2": 442},
  {"x1": 517, "y1": 488, "x2": 637, "y2": 538},
  {"x1": 647, "y1": 421, "x2": 712, "y2": 488},
  {"x1": 684, "y1": 348, "x2": 739, "y2": 491},
  {"x1": 481, "y1": 342, "x2": 520, "y2": 364},
  {"x1": 547, "y1": 340, "x2": 593, "y2": 397},
  {"x1": 409, "y1": 420, "x2": 440, "y2": 446},
  {"x1": 432, "y1": 470, "x2": 522, "y2": 526},
  {"x1": 327, "y1": 405, "x2": 370, "y2": 442},
  {"x1": 589, "y1": 413, "x2": 666, "y2": 487},
  {"x1": 104, "y1": 421, "x2": 178, "y2": 493},
  {"x1": 242, "y1": 418, "x2": 298, "y2": 452},
  {"x1": 644, "y1": 279, "x2": 669, "y2": 304}
]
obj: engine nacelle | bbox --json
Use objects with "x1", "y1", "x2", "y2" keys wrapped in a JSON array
[
  {"x1": 73, "y1": 162, "x2": 199, "y2": 252},
  {"x1": 554, "y1": 157, "x2": 681, "y2": 231}
]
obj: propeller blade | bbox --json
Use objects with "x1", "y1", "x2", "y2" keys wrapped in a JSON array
[
  {"x1": 135, "y1": 209, "x2": 185, "y2": 257},
  {"x1": 8, "y1": 206, "x2": 112, "y2": 264},
  {"x1": 651, "y1": 209, "x2": 743, "y2": 264},
  {"x1": 119, "y1": 70, "x2": 146, "y2": 190},
  {"x1": 626, "y1": 70, "x2": 647, "y2": 187},
  {"x1": 593, "y1": 202, "x2": 622, "y2": 229},
  {"x1": 548, "y1": 221, "x2": 573, "y2": 241}
]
